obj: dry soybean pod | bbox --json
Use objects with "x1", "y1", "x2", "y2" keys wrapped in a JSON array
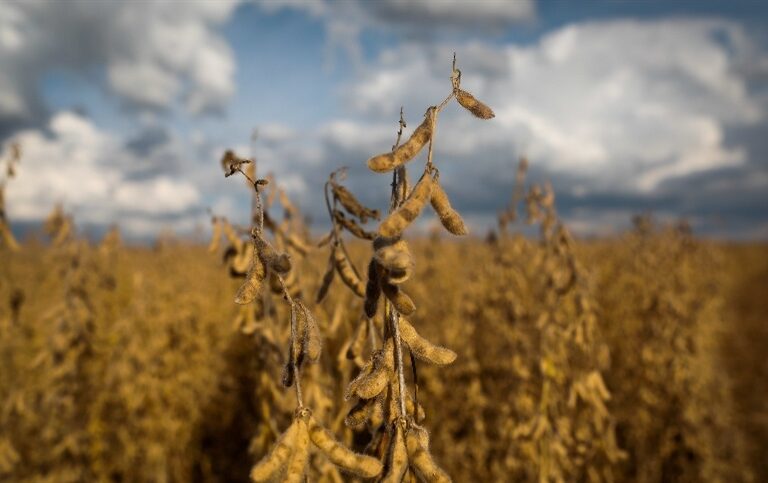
[
  {"x1": 307, "y1": 414, "x2": 383, "y2": 478},
  {"x1": 350, "y1": 339, "x2": 393, "y2": 400},
  {"x1": 382, "y1": 422, "x2": 409, "y2": 483},
  {"x1": 333, "y1": 245, "x2": 366, "y2": 297},
  {"x1": 364, "y1": 259, "x2": 382, "y2": 318},
  {"x1": 378, "y1": 170, "x2": 433, "y2": 237},
  {"x1": 250, "y1": 420, "x2": 299, "y2": 482},
  {"x1": 255, "y1": 235, "x2": 292, "y2": 274},
  {"x1": 284, "y1": 418, "x2": 311, "y2": 483},
  {"x1": 368, "y1": 107, "x2": 435, "y2": 173},
  {"x1": 316, "y1": 252, "x2": 336, "y2": 304},
  {"x1": 283, "y1": 302, "x2": 305, "y2": 387},
  {"x1": 298, "y1": 300, "x2": 322, "y2": 363},
  {"x1": 344, "y1": 360, "x2": 374, "y2": 400},
  {"x1": 334, "y1": 210, "x2": 375, "y2": 240},
  {"x1": 234, "y1": 247, "x2": 266, "y2": 304},
  {"x1": 344, "y1": 398, "x2": 370, "y2": 428},
  {"x1": 455, "y1": 88, "x2": 495, "y2": 119},
  {"x1": 368, "y1": 393, "x2": 386, "y2": 431},
  {"x1": 399, "y1": 317, "x2": 456, "y2": 365},
  {"x1": 374, "y1": 240, "x2": 412, "y2": 272},
  {"x1": 381, "y1": 282, "x2": 416, "y2": 316},
  {"x1": 332, "y1": 182, "x2": 379, "y2": 222},
  {"x1": 406, "y1": 429, "x2": 451, "y2": 482},
  {"x1": 430, "y1": 172, "x2": 468, "y2": 236},
  {"x1": 374, "y1": 239, "x2": 414, "y2": 284}
]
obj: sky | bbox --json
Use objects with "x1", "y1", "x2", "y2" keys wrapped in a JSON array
[{"x1": 1, "y1": 0, "x2": 767, "y2": 240}]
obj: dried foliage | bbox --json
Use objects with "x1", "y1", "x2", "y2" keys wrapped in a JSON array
[{"x1": 0, "y1": 58, "x2": 766, "y2": 483}]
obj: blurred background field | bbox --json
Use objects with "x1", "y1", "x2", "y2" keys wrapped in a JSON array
[
  {"x1": 1, "y1": 224, "x2": 766, "y2": 482},
  {"x1": 2, "y1": 1, "x2": 768, "y2": 481}
]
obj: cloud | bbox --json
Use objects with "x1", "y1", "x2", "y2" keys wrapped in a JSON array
[
  {"x1": 4, "y1": 9, "x2": 767, "y2": 240},
  {"x1": 365, "y1": 0, "x2": 536, "y2": 29},
  {"x1": 258, "y1": 0, "x2": 535, "y2": 29},
  {"x1": 0, "y1": 0, "x2": 238, "y2": 136},
  {"x1": 254, "y1": 0, "x2": 535, "y2": 68},
  {"x1": 244, "y1": 18, "x2": 768, "y2": 237},
  {"x1": 344, "y1": 20, "x2": 763, "y2": 187},
  {"x1": 5, "y1": 111, "x2": 202, "y2": 237}
]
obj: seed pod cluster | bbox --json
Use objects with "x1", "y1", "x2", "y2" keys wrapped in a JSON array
[
  {"x1": 306, "y1": 413, "x2": 383, "y2": 477},
  {"x1": 234, "y1": 231, "x2": 293, "y2": 305},
  {"x1": 382, "y1": 422, "x2": 409, "y2": 482},
  {"x1": 250, "y1": 416, "x2": 300, "y2": 482},
  {"x1": 364, "y1": 236, "x2": 416, "y2": 318},
  {"x1": 367, "y1": 108, "x2": 435, "y2": 173},
  {"x1": 378, "y1": 419, "x2": 452, "y2": 482},
  {"x1": 406, "y1": 426, "x2": 452, "y2": 482},
  {"x1": 373, "y1": 238, "x2": 414, "y2": 285},
  {"x1": 255, "y1": 235, "x2": 292, "y2": 274},
  {"x1": 250, "y1": 410, "x2": 383, "y2": 482},
  {"x1": 346, "y1": 339, "x2": 394, "y2": 400}
]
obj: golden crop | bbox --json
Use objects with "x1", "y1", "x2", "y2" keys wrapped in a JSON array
[{"x1": 1, "y1": 58, "x2": 766, "y2": 483}]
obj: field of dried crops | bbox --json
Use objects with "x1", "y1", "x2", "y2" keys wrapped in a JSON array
[
  {"x1": 2, "y1": 60, "x2": 767, "y2": 483},
  {"x1": 1, "y1": 227, "x2": 766, "y2": 482}
]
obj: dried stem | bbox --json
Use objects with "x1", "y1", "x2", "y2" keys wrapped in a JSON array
[
  {"x1": 386, "y1": 112, "x2": 411, "y2": 419},
  {"x1": 389, "y1": 304, "x2": 408, "y2": 418}
]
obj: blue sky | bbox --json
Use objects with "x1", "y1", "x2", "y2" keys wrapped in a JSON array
[{"x1": 1, "y1": 0, "x2": 767, "y2": 239}]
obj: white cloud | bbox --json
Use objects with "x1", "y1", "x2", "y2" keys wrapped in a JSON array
[
  {"x1": 234, "y1": 18, "x2": 767, "y2": 238},
  {"x1": 366, "y1": 0, "x2": 535, "y2": 28},
  {"x1": 6, "y1": 111, "x2": 201, "y2": 236},
  {"x1": 0, "y1": 0, "x2": 239, "y2": 129},
  {"x1": 257, "y1": 0, "x2": 535, "y2": 28},
  {"x1": 253, "y1": 0, "x2": 535, "y2": 69},
  {"x1": 339, "y1": 19, "x2": 764, "y2": 192}
]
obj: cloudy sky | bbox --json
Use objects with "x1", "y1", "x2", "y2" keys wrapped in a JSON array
[{"x1": 1, "y1": 0, "x2": 767, "y2": 240}]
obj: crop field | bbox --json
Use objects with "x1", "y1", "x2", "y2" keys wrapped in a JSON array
[
  {"x1": 1, "y1": 169, "x2": 767, "y2": 482},
  {"x1": 2, "y1": 51, "x2": 767, "y2": 483}
]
